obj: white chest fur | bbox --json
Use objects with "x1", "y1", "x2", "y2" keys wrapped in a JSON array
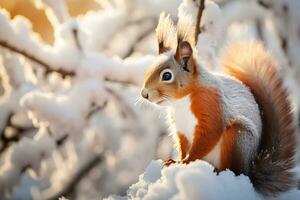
[
  {"x1": 169, "y1": 96, "x2": 197, "y2": 144},
  {"x1": 203, "y1": 139, "x2": 222, "y2": 169},
  {"x1": 169, "y1": 96, "x2": 222, "y2": 169}
]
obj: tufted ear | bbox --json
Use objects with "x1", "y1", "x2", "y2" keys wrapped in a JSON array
[
  {"x1": 175, "y1": 41, "x2": 196, "y2": 73},
  {"x1": 156, "y1": 13, "x2": 176, "y2": 54},
  {"x1": 158, "y1": 43, "x2": 171, "y2": 54}
]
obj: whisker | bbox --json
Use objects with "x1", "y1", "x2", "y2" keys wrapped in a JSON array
[
  {"x1": 161, "y1": 94, "x2": 172, "y2": 103},
  {"x1": 134, "y1": 97, "x2": 143, "y2": 106},
  {"x1": 135, "y1": 96, "x2": 154, "y2": 111}
]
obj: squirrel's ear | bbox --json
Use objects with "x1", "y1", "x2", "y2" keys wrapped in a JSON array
[
  {"x1": 156, "y1": 13, "x2": 176, "y2": 54},
  {"x1": 158, "y1": 43, "x2": 171, "y2": 54},
  {"x1": 175, "y1": 41, "x2": 195, "y2": 73}
]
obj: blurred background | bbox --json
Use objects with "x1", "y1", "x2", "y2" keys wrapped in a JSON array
[
  {"x1": 0, "y1": 0, "x2": 299, "y2": 199},
  {"x1": 0, "y1": 0, "x2": 100, "y2": 43}
]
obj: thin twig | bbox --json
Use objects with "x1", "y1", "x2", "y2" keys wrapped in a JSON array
[
  {"x1": 105, "y1": 86, "x2": 137, "y2": 120},
  {"x1": 55, "y1": 134, "x2": 69, "y2": 146},
  {"x1": 0, "y1": 112, "x2": 12, "y2": 138},
  {"x1": 256, "y1": 1, "x2": 293, "y2": 69},
  {"x1": 122, "y1": 20, "x2": 156, "y2": 58},
  {"x1": 43, "y1": 154, "x2": 103, "y2": 200},
  {"x1": 255, "y1": 19, "x2": 264, "y2": 43},
  {"x1": 102, "y1": 17, "x2": 153, "y2": 51},
  {"x1": 0, "y1": 40, "x2": 75, "y2": 78},
  {"x1": 257, "y1": 0, "x2": 271, "y2": 9},
  {"x1": 104, "y1": 77, "x2": 136, "y2": 86},
  {"x1": 85, "y1": 100, "x2": 108, "y2": 119},
  {"x1": 72, "y1": 28, "x2": 82, "y2": 52},
  {"x1": 0, "y1": 113, "x2": 35, "y2": 154},
  {"x1": 194, "y1": 0, "x2": 206, "y2": 44}
]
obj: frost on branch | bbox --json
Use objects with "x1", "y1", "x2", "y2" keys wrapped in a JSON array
[
  {"x1": 0, "y1": 53, "x2": 36, "y2": 153},
  {"x1": 178, "y1": 0, "x2": 222, "y2": 70},
  {"x1": 34, "y1": 0, "x2": 69, "y2": 26},
  {"x1": 0, "y1": 9, "x2": 78, "y2": 75},
  {"x1": 0, "y1": 128, "x2": 55, "y2": 197},
  {"x1": 20, "y1": 80, "x2": 107, "y2": 138}
]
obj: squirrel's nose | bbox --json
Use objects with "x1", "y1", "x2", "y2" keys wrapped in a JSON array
[{"x1": 141, "y1": 89, "x2": 149, "y2": 99}]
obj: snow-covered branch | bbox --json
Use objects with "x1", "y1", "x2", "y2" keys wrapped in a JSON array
[
  {"x1": 33, "y1": 154, "x2": 103, "y2": 200},
  {"x1": 34, "y1": 0, "x2": 69, "y2": 27},
  {"x1": 195, "y1": 0, "x2": 206, "y2": 42},
  {"x1": 0, "y1": 40, "x2": 75, "y2": 77}
]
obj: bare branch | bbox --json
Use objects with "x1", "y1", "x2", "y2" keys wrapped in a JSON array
[
  {"x1": 0, "y1": 40, "x2": 75, "y2": 78},
  {"x1": 194, "y1": 0, "x2": 206, "y2": 44}
]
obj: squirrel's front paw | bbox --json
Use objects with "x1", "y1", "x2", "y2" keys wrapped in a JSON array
[
  {"x1": 163, "y1": 159, "x2": 176, "y2": 167},
  {"x1": 180, "y1": 157, "x2": 192, "y2": 165}
]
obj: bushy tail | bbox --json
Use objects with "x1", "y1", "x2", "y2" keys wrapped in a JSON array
[{"x1": 222, "y1": 41, "x2": 298, "y2": 196}]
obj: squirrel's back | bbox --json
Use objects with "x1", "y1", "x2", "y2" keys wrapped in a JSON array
[{"x1": 222, "y1": 41, "x2": 298, "y2": 196}]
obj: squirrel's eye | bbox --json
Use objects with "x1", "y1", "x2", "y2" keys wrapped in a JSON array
[
  {"x1": 162, "y1": 72, "x2": 172, "y2": 81},
  {"x1": 160, "y1": 69, "x2": 174, "y2": 83}
]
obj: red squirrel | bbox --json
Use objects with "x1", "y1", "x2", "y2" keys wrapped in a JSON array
[{"x1": 140, "y1": 13, "x2": 298, "y2": 196}]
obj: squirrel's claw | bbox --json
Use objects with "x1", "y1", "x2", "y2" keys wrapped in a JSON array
[
  {"x1": 180, "y1": 157, "x2": 192, "y2": 165},
  {"x1": 163, "y1": 159, "x2": 176, "y2": 167},
  {"x1": 163, "y1": 158, "x2": 192, "y2": 167}
]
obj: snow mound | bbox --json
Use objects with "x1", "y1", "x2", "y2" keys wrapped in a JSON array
[
  {"x1": 106, "y1": 160, "x2": 300, "y2": 200},
  {"x1": 106, "y1": 160, "x2": 261, "y2": 200}
]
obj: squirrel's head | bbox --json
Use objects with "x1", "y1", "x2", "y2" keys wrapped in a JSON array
[{"x1": 141, "y1": 13, "x2": 198, "y2": 105}]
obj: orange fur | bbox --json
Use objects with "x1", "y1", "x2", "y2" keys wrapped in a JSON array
[
  {"x1": 177, "y1": 133, "x2": 190, "y2": 159},
  {"x1": 222, "y1": 41, "x2": 298, "y2": 195},
  {"x1": 220, "y1": 122, "x2": 242, "y2": 170},
  {"x1": 182, "y1": 86, "x2": 224, "y2": 163},
  {"x1": 164, "y1": 132, "x2": 190, "y2": 167}
]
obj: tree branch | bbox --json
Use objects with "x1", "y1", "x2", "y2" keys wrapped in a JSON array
[
  {"x1": 0, "y1": 40, "x2": 75, "y2": 78},
  {"x1": 194, "y1": 0, "x2": 206, "y2": 44},
  {"x1": 105, "y1": 86, "x2": 137, "y2": 120},
  {"x1": 41, "y1": 154, "x2": 103, "y2": 200},
  {"x1": 255, "y1": 19, "x2": 264, "y2": 43},
  {"x1": 257, "y1": 0, "x2": 271, "y2": 9},
  {"x1": 72, "y1": 28, "x2": 82, "y2": 52},
  {"x1": 104, "y1": 77, "x2": 136, "y2": 86},
  {"x1": 85, "y1": 100, "x2": 108, "y2": 120},
  {"x1": 0, "y1": 113, "x2": 35, "y2": 154},
  {"x1": 122, "y1": 20, "x2": 156, "y2": 58}
]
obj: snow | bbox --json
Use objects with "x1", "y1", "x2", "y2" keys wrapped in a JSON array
[
  {"x1": 34, "y1": 0, "x2": 69, "y2": 26},
  {"x1": 178, "y1": 0, "x2": 223, "y2": 70},
  {"x1": 0, "y1": 128, "x2": 56, "y2": 196},
  {"x1": 0, "y1": 10, "x2": 80, "y2": 72},
  {"x1": 106, "y1": 160, "x2": 261, "y2": 200},
  {"x1": 20, "y1": 79, "x2": 107, "y2": 138},
  {"x1": 106, "y1": 160, "x2": 300, "y2": 200},
  {"x1": 77, "y1": 7, "x2": 128, "y2": 52}
]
